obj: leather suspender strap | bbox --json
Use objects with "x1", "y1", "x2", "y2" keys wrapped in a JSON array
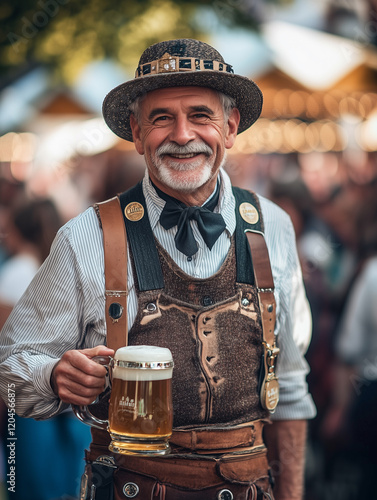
[
  {"x1": 96, "y1": 197, "x2": 128, "y2": 352},
  {"x1": 245, "y1": 230, "x2": 280, "y2": 413}
]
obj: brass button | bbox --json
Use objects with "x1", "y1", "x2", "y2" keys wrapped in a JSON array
[{"x1": 123, "y1": 482, "x2": 139, "y2": 498}]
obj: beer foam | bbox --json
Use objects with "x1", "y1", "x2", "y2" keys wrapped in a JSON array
[
  {"x1": 115, "y1": 345, "x2": 172, "y2": 363},
  {"x1": 113, "y1": 346, "x2": 173, "y2": 381}
]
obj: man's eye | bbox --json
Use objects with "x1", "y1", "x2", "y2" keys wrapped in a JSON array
[
  {"x1": 193, "y1": 113, "x2": 209, "y2": 119},
  {"x1": 154, "y1": 116, "x2": 169, "y2": 123}
]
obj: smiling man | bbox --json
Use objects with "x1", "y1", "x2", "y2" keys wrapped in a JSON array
[
  {"x1": 130, "y1": 86, "x2": 239, "y2": 204},
  {"x1": 0, "y1": 39, "x2": 315, "y2": 500}
]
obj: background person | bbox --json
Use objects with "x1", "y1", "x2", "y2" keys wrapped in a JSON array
[{"x1": 0, "y1": 196, "x2": 92, "y2": 500}]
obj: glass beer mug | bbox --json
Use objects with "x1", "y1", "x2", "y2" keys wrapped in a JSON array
[{"x1": 73, "y1": 345, "x2": 174, "y2": 456}]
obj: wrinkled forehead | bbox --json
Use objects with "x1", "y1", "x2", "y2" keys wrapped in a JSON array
[{"x1": 139, "y1": 86, "x2": 223, "y2": 113}]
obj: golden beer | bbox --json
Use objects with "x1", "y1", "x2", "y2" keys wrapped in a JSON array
[{"x1": 109, "y1": 378, "x2": 173, "y2": 438}]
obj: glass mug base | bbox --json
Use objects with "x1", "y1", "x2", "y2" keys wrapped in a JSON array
[{"x1": 108, "y1": 432, "x2": 171, "y2": 456}]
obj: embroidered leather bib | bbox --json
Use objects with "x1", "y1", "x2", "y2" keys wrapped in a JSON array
[{"x1": 128, "y1": 238, "x2": 268, "y2": 427}]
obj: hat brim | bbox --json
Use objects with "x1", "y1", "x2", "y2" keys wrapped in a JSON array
[{"x1": 102, "y1": 71, "x2": 263, "y2": 142}]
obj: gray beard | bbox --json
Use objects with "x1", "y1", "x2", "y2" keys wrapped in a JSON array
[{"x1": 149, "y1": 142, "x2": 225, "y2": 192}]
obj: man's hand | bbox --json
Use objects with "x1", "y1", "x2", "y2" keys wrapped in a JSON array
[{"x1": 50, "y1": 345, "x2": 114, "y2": 405}]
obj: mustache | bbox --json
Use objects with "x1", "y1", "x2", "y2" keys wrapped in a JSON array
[{"x1": 156, "y1": 142, "x2": 213, "y2": 157}]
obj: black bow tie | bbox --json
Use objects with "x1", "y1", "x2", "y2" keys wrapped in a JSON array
[{"x1": 153, "y1": 182, "x2": 226, "y2": 258}]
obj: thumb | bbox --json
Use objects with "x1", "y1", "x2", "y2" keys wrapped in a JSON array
[{"x1": 78, "y1": 345, "x2": 115, "y2": 359}]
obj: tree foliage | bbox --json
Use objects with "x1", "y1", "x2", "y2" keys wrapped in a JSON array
[{"x1": 0, "y1": 0, "x2": 282, "y2": 85}]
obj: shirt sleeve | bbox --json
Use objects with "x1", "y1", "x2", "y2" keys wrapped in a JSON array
[
  {"x1": 0, "y1": 209, "x2": 106, "y2": 420},
  {"x1": 261, "y1": 198, "x2": 316, "y2": 420}
]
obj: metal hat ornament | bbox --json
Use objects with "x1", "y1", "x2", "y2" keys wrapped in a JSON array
[{"x1": 102, "y1": 38, "x2": 263, "y2": 142}]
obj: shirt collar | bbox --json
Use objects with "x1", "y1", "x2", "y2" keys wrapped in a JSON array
[{"x1": 142, "y1": 168, "x2": 236, "y2": 237}]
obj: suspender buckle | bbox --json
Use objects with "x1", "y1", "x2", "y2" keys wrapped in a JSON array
[{"x1": 266, "y1": 345, "x2": 280, "y2": 370}]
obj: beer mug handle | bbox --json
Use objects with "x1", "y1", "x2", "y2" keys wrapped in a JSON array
[{"x1": 71, "y1": 355, "x2": 112, "y2": 431}]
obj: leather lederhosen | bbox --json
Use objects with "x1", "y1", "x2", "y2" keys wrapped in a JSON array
[{"x1": 82, "y1": 183, "x2": 277, "y2": 500}]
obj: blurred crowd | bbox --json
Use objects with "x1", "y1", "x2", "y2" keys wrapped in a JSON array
[
  {"x1": 259, "y1": 151, "x2": 377, "y2": 500},
  {"x1": 0, "y1": 145, "x2": 376, "y2": 499}
]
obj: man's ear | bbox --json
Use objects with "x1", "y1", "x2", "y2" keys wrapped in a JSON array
[
  {"x1": 130, "y1": 114, "x2": 144, "y2": 155},
  {"x1": 225, "y1": 108, "x2": 240, "y2": 149}
]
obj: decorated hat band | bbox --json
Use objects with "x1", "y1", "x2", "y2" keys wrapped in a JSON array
[{"x1": 136, "y1": 53, "x2": 234, "y2": 78}]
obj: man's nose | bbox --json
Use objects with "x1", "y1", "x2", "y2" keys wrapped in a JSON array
[{"x1": 168, "y1": 116, "x2": 196, "y2": 145}]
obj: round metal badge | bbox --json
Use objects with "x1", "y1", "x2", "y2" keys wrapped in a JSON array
[
  {"x1": 239, "y1": 202, "x2": 259, "y2": 225},
  {"x1": 263, "y1": 377, "x2": 279, "y2": 412},
  {"x1": 124, "y1": 202, "x2": 144, "y2": 221}
]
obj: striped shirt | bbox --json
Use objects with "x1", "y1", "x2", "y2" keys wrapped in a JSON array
[{"x1": 0, "y1": 168, "x2": 316, "y2": 421}]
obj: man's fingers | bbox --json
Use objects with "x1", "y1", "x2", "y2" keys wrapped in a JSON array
[
  {"x1": 65, "y1": 351, "x2": 108, "y2": 378},
  {"x1": 63, "y1": 346, "x2": 114, "y2": 376},
  {"x1": 65, "y1": 369, "x2": 107, "y2": 390},
  {"x1": 58, "y1": 378, "x2": 107, "y2": 405},
  {"x1": 51, "y1": 345, "x2": 114, "y2": 404}
]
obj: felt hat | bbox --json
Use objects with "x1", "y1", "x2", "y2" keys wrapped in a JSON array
[{"x1": 102, "y1": 38, "x2": 263, "y2": 142}]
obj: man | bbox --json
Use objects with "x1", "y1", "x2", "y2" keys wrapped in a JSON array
[{"x1": 0, "y1": 39, "x2": 315, "y2": 499}]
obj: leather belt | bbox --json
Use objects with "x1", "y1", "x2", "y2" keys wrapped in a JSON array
[{"x1": 170, "y1": 419, "x2": 267, "y2": 454}]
